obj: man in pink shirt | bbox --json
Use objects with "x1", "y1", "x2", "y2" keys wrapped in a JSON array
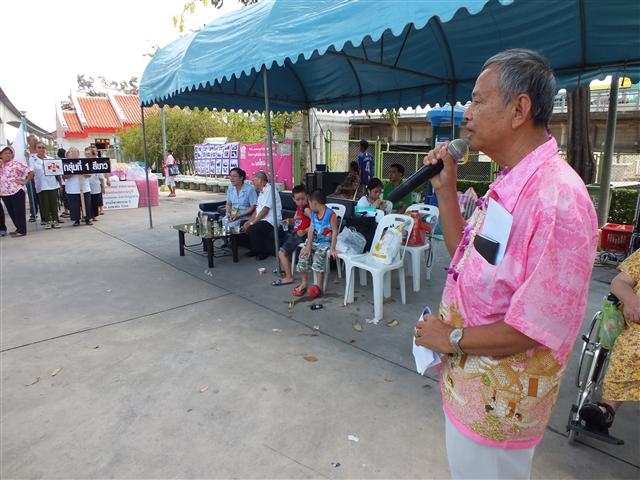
[{"x1": 415, "y1": 49, "x2": 598, "y2": 479}]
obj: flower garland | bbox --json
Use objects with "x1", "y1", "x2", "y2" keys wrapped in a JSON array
[{"x1": 446, "y1": 167, "x2": 510, "y2": 281}]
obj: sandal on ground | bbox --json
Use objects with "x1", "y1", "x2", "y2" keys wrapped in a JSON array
[
  {"x1": 272, "y1": 278, "x2": 293, "y2": 286},
  {"x1": 308, "y1": 284, "x2": 322, "y2": 299},
  {"x1": 9, "y1": 232, "x2": 26, "y2": 237},
  {"x1": 579, "y1": 402, "x2": 615, "y2": 433},
  {"x1": 292, "y1": 285, "x2": 307, "y2": 296}
]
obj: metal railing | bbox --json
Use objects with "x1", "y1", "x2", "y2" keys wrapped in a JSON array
[{"x1": 553, "y1": 88, "x2": 640, "y2": 113}]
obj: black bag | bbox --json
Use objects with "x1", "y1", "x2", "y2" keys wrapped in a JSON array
[
  {"x1": 168, "y1": 164, "x2": 180, "y2": 176},
  {"x1": 345, "y1": 215, "x2": 377, "y2": 252}
]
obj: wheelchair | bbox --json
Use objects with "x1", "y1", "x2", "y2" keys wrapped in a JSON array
[{"x1": 566, "y1": 293, "x2": 625, "y2": 445}]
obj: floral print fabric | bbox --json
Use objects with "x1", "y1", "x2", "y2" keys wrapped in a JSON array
[
  {"x1": 440, "y1": 137, "x2": 598, "y2": 448},
  {"x1": 602, "y1": 251, "x2": 640, "y2": 401},
  {"x1": 0, "y1": 160, "x2": 31, "y2": 196}
]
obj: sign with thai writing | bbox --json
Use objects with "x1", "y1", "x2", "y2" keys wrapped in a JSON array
[
  {"x1": 50, "y1": 157, "x2": 112, "y2": 175},
  {"x1": 103, "y1": 181, "x2": 139, "y2": 210},
  {"x1": 239, "y1": 141, "x2": 293, "y2": 189}
]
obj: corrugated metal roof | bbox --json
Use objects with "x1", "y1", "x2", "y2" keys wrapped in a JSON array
[
  {"x1": 113, "y1": 94, "x2": 141, "y2": 125},
  {"x1": 77, "y1": 96, "x2": 121, "y2": 129},
  {"x1": 63, "y1": 111, "x2": 83, "y2": 133}
]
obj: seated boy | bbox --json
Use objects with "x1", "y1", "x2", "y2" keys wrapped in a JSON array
[
  {"x1": 293, "y1": 189, "x2": 339, "y2": 298},
  {"x1": 273, "y1": 185, "x2": 311, "y2": 286}
]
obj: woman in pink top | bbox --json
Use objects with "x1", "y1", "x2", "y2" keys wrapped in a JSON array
[
  {"x1": 163, "y1": 149, "x2": 177, "y2": 197},
  {"x1": 0, "y1": 145, "x2": 34, "y2": 237}
]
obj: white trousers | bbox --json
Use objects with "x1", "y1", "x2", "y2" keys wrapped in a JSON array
[{"x1": 445, "y1": 414, "x2": 536, "y2": 480}]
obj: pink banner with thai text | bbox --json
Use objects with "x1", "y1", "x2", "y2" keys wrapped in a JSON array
[{"x1": 239, "y1": 140, "x2": 293, "y2": 189}]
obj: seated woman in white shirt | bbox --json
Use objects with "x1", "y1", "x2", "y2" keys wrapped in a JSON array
[
  {"x1": 357, "y1": 177, "x2": 392, "y2": 216},
  {"x1": 225, "y1": 167, "x2": 257, "y2": 229}
]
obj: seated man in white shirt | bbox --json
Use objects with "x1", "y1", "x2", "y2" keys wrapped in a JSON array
[{"x1": 242, "y1": 170, "x2": 283, "y2": 260}]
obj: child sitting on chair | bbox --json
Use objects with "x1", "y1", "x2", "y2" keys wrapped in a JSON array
[
  {"x1": 357, "y1": 177, "x2": 392, "y2": 216},
  {"x1": 273, "y1": 185, "x2": 311, "y2": 286},
  {"x1": 292, "y1": 189, "x2": 339, "y2": 299}
]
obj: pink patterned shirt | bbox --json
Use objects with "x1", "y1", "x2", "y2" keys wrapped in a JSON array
[
  {"x1": 0, "y1": 160, "x2": 32, "y2": 196},
  {"x1": 439, "y1": 137, "x2": 597, "y2": 448}
]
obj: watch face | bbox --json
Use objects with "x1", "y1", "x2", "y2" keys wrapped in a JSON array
[{"x1": 450, "y1": 329, "x2": 463, "y2": 342}]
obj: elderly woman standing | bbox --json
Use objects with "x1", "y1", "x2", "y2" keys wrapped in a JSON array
[
  {"x1": 32, "y1": 142, "x2": 62, "y2": 229},
  {"x1": 64, "y1": 147, "x2": 93, "y2": 226},
  {"x1": 0, "y1": 145, "x2": 34, "y2": 237},
  {"x1": 225, "y1": 167, "x2": 257, "y2": 230},
  {"x1": 86, "y1": 147, "x2": 106, "y2": 221}
]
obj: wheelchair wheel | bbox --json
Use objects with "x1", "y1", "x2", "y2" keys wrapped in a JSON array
[
  {"x1": 567, "y1": 312, "x2": 604, "y2": 443},
  {"x1": 575, "y1": 312, "x2": 601, "y2": 389}
]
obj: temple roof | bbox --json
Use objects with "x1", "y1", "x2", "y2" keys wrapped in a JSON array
[{"x1": 56, "y1": 92, "x2": 142, "y2": 139}]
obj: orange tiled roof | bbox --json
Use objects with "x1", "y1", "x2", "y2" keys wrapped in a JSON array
[
  {"x1": 63, "y1": 111, "x2": 83, "y2": 133},
  {"x1": 77, "y1": 96, "x2": 121, "y2": 129},
  {"x1": 113, "y1": 94, "x2": 141, "y2": 125}
]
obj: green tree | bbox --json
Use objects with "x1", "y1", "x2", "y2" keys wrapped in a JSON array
[
  {"x1": 174, "y1": 0, "x2": 258, "y2": 32},
  {"x1": 119, "y1": 107, "x2": 300, "y2": 172}
]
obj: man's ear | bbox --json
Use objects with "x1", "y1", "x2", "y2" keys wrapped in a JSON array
[{"x1": 511, "y1": 93, "x2": 533, "y2": 128}]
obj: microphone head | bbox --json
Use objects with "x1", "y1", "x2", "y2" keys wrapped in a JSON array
[{"x1": 447, "y1": 138, "x2": 469, "y2": 162}]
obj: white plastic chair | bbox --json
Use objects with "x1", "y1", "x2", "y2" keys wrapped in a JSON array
[
  {"x1": 342, "y1": 213, "x2": 414, "y2": 322},
  {"x1": 336, "y1": 208, "x2": 384, "y2": 279},
  {"x1": 291, "y1": 203, "x2": 345, "y2": 292},
  {"x1": 404, "y1": 204, "x2": 440, "y2": 292}
]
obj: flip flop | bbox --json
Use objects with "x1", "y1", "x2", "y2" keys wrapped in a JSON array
[
  {"x1": 292, "y1": 286, "x2": 307, "y2": 296},
  {"x1": 272, "y1": 278, "x2": 293, "y2": 286},
  {"x1": 308, "y1": 284, "x2": 322, "y2": 299}
]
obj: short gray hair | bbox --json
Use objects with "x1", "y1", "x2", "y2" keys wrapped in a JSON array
[
  {"x1": 482, "y1": 49, "x2": 556, "y2": 127},
  {"x1": 253, "y1": 171, "x2": 268, "y2": 182}
]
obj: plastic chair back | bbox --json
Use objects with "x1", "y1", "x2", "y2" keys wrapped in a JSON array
[
  {"x1": 369, "y1": 214, "x2": 414, "y2": 263},
  {"x1": 327, "y1": 202, "x2": 347, "y2": 232},
  {"x1": 406, "y1": 203, "x2": 439, "y2": 223}
]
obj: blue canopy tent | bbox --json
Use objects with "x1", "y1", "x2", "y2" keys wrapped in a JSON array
[
  {"x1": 140, "y1": 0, "x2": 640, "y2": 262},
  {"x1": 141, "y1": 0, "x2": 640, "y2": 111}
]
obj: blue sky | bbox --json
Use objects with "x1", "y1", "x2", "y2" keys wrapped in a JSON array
[{"x1": 3, "y1": 0, "x2": 241, "y2": 133}]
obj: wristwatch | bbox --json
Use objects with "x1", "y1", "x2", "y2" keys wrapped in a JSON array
[{"x1": 449, "y1": 328, "x2": 465, "y2": 356}]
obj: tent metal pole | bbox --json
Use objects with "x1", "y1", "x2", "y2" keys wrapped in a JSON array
[
  {"x1": 263, "y1": 68, "x2": 281, "y2": 273},
  {"x1": 307, "y1": 108, "x2": 313, "y2": 170},
  {"x1": 20, "y1": 115, "x2": 39, "y2": 231},
  {"x1": 141, "y1": 105, "x2": 153, "y2": 229},
  {"x1": 161, "y1": 107, "x2": 167, "y2": 167},
  {"x1": 597, "y1": 76, "x2": 619, "y2": 227}
]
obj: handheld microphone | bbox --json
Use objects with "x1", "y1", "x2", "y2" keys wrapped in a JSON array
[{"x1": 386, "y1": 138, "x2": 469, "y2": 203}]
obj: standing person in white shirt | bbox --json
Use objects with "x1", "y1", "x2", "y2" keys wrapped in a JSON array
[
  {"x1": 242, "y1": 170, "x2": 282, "y2": 260},
  {"x1": 32, "y1": 142, "x2": 62, "y2": 229},
  {"x1": 64, "y1": 147, "x2": 93, "y2": 226},
  {"x1": 25, "y1": 134, "x2": 39, "y2": 221},
  {"x1": 85, "y1": 147, "x2": 107, "y2": 221}
]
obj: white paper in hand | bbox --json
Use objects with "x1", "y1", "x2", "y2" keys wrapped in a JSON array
[{"x1": 412, "y1": 306, "x2": 442, "y2": 375}]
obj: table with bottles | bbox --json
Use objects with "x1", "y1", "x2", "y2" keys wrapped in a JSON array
[{"x1": 171, "y1": 217, "x2": 244, "y2": 268}]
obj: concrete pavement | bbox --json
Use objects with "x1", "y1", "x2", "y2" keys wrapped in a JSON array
[{"x1": 1, "y1": 189, "x2": 638, "y2": 479}]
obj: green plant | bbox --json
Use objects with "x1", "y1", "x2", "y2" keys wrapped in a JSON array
[
  {"x1": 457, "y1": 180, "x2": 491, "y2": 197},
  {"x1": 608, "y1": 189, "x2": 639, "y2": 224},
  {"x1": 452, "y1": 181, "x2": 638, "y2": 225}
]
